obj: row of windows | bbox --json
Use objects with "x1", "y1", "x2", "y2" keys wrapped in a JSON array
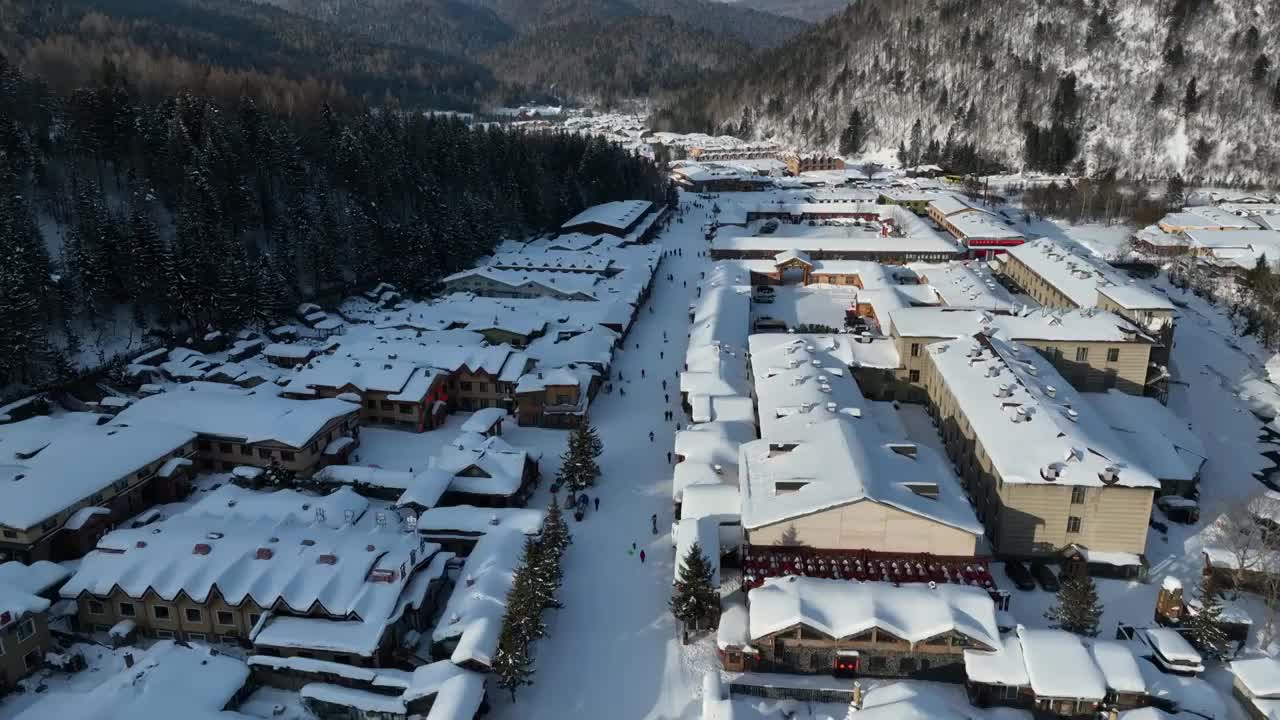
[
  {"x1": 87, "y1": 599, "x2": 260, "y2": 629},
  {"x1": 199, "y1": 439, "x2": 298, "y2": 462},
  {"x1": 364, "y1": 400, "x2": 418, "y2": 414}
]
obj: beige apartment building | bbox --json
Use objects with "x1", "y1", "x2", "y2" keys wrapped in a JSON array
[
  {"x1": 921, "y1": 335, "x2": 1158, "y2": 568},
  {"x1": 889, "y1": 307, "x2": 1155, "y2": 401},
  {"x1": 0, "y1": 562, "x2": 70, "y2": 692},
  {"x1": 0, "y1": 415, "x2": 197, "y2": 564}
]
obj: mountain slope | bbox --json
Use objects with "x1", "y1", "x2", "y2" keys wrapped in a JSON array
[
  {"x1": 247, "y1": 0, "x2": 515, "y2": 56},
  {"x1": 715, "y1": 0, "x2": 849, "y2": 23},
  {"x1": 656, "y1": 0, "x2": 1280, "y2": 183},
  {"x1": 0, "y1": 0, "x2": 494, "y2": 108},
  {"x1": 484, "y1": 15, "x2": 752, "y2": 101}
]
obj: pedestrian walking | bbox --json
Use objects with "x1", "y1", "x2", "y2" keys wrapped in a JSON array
[
  {"x1": 659, "y1": 351, "x2": 663, "y2": 359},
  {"x1": 594, "y1": 497, "x2": 599, "y2": 511},
  {"x1": 664, "y1": 393, "x2": 669, "y2": 403},
  {"x1": 651, "y1": 513, "x2": 658, "y2": 534},
  {"x1": 640, "y1": 550, "x2": 646, "y2": 563},
  {"x1": 649, "y1": 431, "x2": 655, "y2": 442},
  {"x1": 641, "y1": 369, "x2": 646, "y2": 378},
  {"x1": 662, "y1": 380, "x2": 667, "y2": 390},
  {"x1": 667, "y1": 451, "x2": 672, "y2": 463}
]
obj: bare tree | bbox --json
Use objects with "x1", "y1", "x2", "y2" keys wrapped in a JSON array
[
  {"x1": 856, "y1": 161, "x2": 883, "y2": 179},
  {"x1": 1205, "y1": 494, "x2": 1280, "y2": 596}
]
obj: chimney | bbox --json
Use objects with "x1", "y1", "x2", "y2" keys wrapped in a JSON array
[
  {"x1": 124, "y1": 653, "x2": 134, "y2": 669},
  {"x1": 317, "y1": 554, "x2": 337, "y2": 565},
  {"x1": 255, "y1": 548, "x2": 274, "y2": 560},
  {"x1": 192, "y1": 543, "x2": 212, "y2": 555}
]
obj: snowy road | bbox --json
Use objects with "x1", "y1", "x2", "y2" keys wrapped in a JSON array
[{"x1": 488, "y1": 197, "x2": 716, "y2": 719}]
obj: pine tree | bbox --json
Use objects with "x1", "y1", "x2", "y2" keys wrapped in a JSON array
[
  {"x1": 1254, "y1": 54, "x2": 1272, "y2": 84},
  {"x1": 1044, "y1": 574, "x2": 1103, "y2": 636},
  {"x1": 509, "y1": 539, "x2": 548, "y2": 644},
  {"x1": 670, "y1": 542, "x2": 720, "y2": 642},
  {"x1": 1184, "y1": 574, "x2": 1230, "y2": 661},
  {"x1": 492, "y1": 623, "x2": 533, "y2": 702},
  {"x1": 557, "y1": 421, "x2": 602, "y2": 491},
  {"x1": 1183, "y1": 77, "x2": 1200, "y2": 115},
  {"x1": 838, "y1": 109, "x2": 868, "y2": 156},
  {"x1": 262, "y1": 460, "x2": 294, "y2": 488},
  {"x1": 541, "y1": 497, "x2": 572, "y2": 561},
  {"x1": 1151, "y1": 81, "x2": 1168, "y2": 107}
]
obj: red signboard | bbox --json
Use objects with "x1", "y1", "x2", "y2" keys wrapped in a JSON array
[{"x1": 967, "y1": 238, "x2": 1026, "y2": 248}]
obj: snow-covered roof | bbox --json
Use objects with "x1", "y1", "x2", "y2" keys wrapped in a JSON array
[
  {"x1": 487, "y1": 249, "x2": 614, "y2": 274},
  {"x1": 63, "y1": 513, "x2": 441, "y2": 643},
  {"x1": 748, "y1": 576, "x2": 1000, "y2": 648},
  {"x1": 910, "y1": 260, "x2": 1020, "y2": 312},
  {"x1": 0, "y1": 560, "x2": 71, "y2": 622},
  {"x1": 714, "y1": 224, "x2": 959, "y2": 257},
  {"x1": 1183, "y1": 228, "x2": 1280, "y2": 248},
  {"x1": 1232, "y1": 656, "x2": 1280, "y2": 699},
  {"x1": 442, "y1": 267, "x2": 601, "y2": 299},
  {"x1": 430, "y1": 432, "x2": 532, "y2": 498},
  {"x1": 1007, "y1": 239, "x2": 1171, "y2": 310},
  {"x1": 432, "y1": 528, "x2": 525, "y2": 668},
  {"x1": 263, "y1": 342, "x2": 315, "y2": 359},
  {"x1": 459, "y1": 408, "x2": 508, "y2": 434},
  {"x1": 0, "y1": 413, "x2": 195, "y2": 530},
  {"x1": 1085, "y1": 390, "x2": 1206, "y2": 482},
  {"x1": 14, "y1": 641, "x2": 253, "y2": 720},
  {"x1": 302, "y1": 683, "x2": 406, "y2": 714},
  {"x1": 924, "y1": 335, "x2": 1161, "y2": 489},
  {"x1": 946, "y1": 210, "x2": 1025, "y2": 243},
  {"x1": 560, "y1": 200, "x2": 652, "y2": 232},
  {"x1": 1143, "y1": 628, "x2": 1203, "y2": 665},
  {"x1": 1017, "y1": 626, "x2": 1106, "y2": 700},
  {"x1": 890, "y1": 306, "x2": 1151, "y2": 344},
  {"x1": 963, "y1": 633, "x2": 1030, "y2": 686},
  {"x1": 284, "y1": 354, "x2": 431, "y2": 397},
  {"x1": 927, "y1": 195, "x2": 977, "y2": 216},
  {"x1": 114, "y1": 382, "x2": 357, "y2": 449},
  {"x1": 414, "y1": 505, "x2": 545, "y2": 536},
  {"x1": 1161, "y1": 208, "x2": 1259, "y2": 230},
  {"x1": 186, "y1": 485, "x2": 371, "y2": 529},
  {"x1": 315, "y1": 465, "x2": 421, "y2": 492},
  {"x1": 681, "y1": 483, "x2": 741, "y2": 522},
  {"x1": 1091, "y1": 640, "x2": 1146, "y2": 694},
  {"x1": 740, "y1": 418, "x2": 982, "y2": 534}
]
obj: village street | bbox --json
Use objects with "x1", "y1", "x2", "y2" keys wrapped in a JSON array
[{"x1": 488, "y1": 197, "x2": 718, "y2": 719}]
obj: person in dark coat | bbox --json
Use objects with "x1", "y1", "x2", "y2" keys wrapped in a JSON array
[
  {"x1": 594, "y1": 497, "x2": 600, "y2": 511},
  {"x1": 651, "y1": 513, "x2": 658, "y2": 534}
]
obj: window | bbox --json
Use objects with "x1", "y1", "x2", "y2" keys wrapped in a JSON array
[
  {"x1": 460, "y1": 381, "x2": 473, "y2": 391},
  {"x1": 154, "y1": 629, "x2": 175, "y2": 639},
  {"x1": 15, "y1": 619, "x2": 35, "y2": 642},
  {"x1": 113, "y1": 480, "x2": 128, "y2": 492},
  {"x1": 1106, "y1": 348, "x2": 1120, "y2": 363},
  {"x1": 380, "y1": 401, "x2": 394, "y2": 411},
  {"x1": 2, "y1": 530, "x2": 15, "y2": 539},
  {"x1": 365, "y1": 400, "x2": 376, "y2": 409},
  {"x1": 152, "y1": 605, "x2": 172, "y2": 621},
  {"x1": 88, "y1": 600, "x2": 105, "y2": 615},
  {"x1": 219, "y1": 443, "x2": 232, "y2": 453},
  {"x1": 23, "y1": 648, "x2": 40, "y2": 671},
  {"x1": 248, "y1": 613, "x2": 262, "y2": 629},
  {"x1": 1071, "y1": 487, "x2": 1086, "y2": 504},
  {"x1": 220, "y1": 634, "x2": 240, "y2": 643},
  {"x1": 184, "y1": 608, "x2": 202, "y2": 623},
  {"x1": 399, "y1": 404, "x2": 414, "y2": 414},
  {"x1": 910, "y1": 343, "x2": 921, "y2": 357},
  {"x1": 555, "y1": 394, "x2": 571, "y2": 405},
  {"x1": 198, "y1": 440, "x2": 211, "y2": 451},
  {"x1": 257, "y1": 449, "x2": 272, "y2": 459},
  {"x1": 281, "y1": 451, "x2": 295, "y2": 462},
  {"x1": 868, "y1": 656, "x2": 888, "y2": 671},
  {"x1": 118, "y1": 602, "x2": 136, "y2": 618},
  {"x1": 240, "y1": 445, "x2": 252, "y2": 456},
  {"x1": 1075, "y1": 347, "x2": 1089, "y2": 362},
  {"x1": 216, "y1": 611, "x2": 234, "y2": 626},
  {"x1": 909, "y1": 370, "x2": 921, "y2": 382},
  {"x1": 999, "y1": 685, "x2": 1019, "y2": 700},
  {"x1": 1067, "y1": 516, "x2": 1082, "y2": 533},
  {"x1": 186, "y1": 632, "x2": 207, "y2": 642}
]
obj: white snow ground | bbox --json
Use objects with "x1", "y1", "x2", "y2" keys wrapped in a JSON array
[{"x1": 481, "y1": 195, "x2": 719, "y2": 719}]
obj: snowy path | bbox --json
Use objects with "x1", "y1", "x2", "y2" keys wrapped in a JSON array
[{"x1": 489, "y1": 198, "x2": 715, "y2": 719}]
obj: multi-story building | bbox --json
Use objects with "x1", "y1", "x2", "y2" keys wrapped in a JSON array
[
  {"x1": 559, "y1": 200, "x2": 655, "y2": 239},
  {"x1": 783, "y1": 153, "x2": 845, "y2": 175},
  {"x1": 113, "y1": 383, "x2": 360, "y2": 477},
  {"x1": 1001, "y1": 239, "x2": 1174, "y2": 344},
  {"x1": 0, "y1": 414, "x2": 196, "y2": 563},
  {"x1": 921, "y1": 334, "x2": 1159, "y2": 568},
  {"x1": 61, "y1": 513, "x2": 450, "y2": 667},
  {"x1": 283, "y1": 356, "x2": 449, "y2": 432},
  {"x1": 513, "y1": 367, "x2": 595, "y2": 428},
  {"x1": 0, "y1": 561, "x2": 71, "y2": 691},
  {"x1": 889, "y1": 307, "x2": 1156, "y2": 401}
]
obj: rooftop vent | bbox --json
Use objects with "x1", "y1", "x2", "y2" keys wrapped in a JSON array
[
  {"x1": 193, "y1": 543, "x2": 212, "y2": 555},
  {"x1": 206, "y1": 532, "x2": 224, "y2": 540},
  {"x1": 1045, "y1": 385, "x2": 1057, "y2": 398},
  {"x1": 888, "y1": 444, "x2": 918, "y2": 459},
  {"x1": 775, "y1": 481, "x2": 809, "y2": 495},
  {"x1": 1100, "y1": 466, "x2": 1121, "y2": 485},
  {"x1": 317, "y1": 554, "x2": 338, "y2": 565},
  {"x1": 255, "y1": 548, "x2": 274, "y2": 560},
  {"x1": 903, "y1": 481, "x2": 939, "y2": 499},
  {"x1": 1063, "y1": 408, "x2": 1080, "y2": 422},
  {"x1": 135, "y1": 541, "x2": 147, "y2": 549},
  {"x1": 1041, "y1": 463, "x2": 1063, "y2": 482},
  {"x1": 301, "y1": 539, "x2": 316, "y2": 546}
]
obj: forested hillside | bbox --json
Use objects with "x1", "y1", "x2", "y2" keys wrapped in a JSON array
[
  {"x1": 657, "y1": 0, "x2": 1280, "y2": 184},
  {"x1": 713, "y1": 0, "x2": 849, "y2": 23},
  {"x1": 483, "y1": 16, "x2": 753, "y2": 102},
  {"x1": 0, "y1": 0, "x2": 494, "y2": 111},
  {"x1": 0, "y1": 58, "x2": 666, "y2": 392}
]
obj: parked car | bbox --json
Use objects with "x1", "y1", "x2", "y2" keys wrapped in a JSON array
[
  {"x1": 1029, "y1": 561, "x2": 1059, "y2": 592},
  {"x1": 1004, "y1": 560, "x2": 1036, "y2": 591}
]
